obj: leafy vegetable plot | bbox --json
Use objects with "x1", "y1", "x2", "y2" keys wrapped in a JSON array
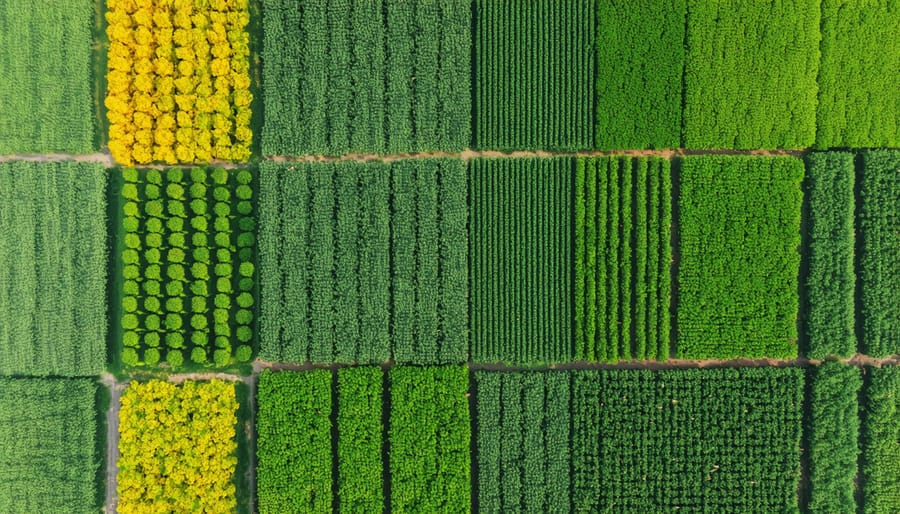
[
  {"x1": 817, "y1": 0, "x2": 900, "y2": 148},
  {"x1": 337, "y1": 367, "x2": 384, "y2": 513},
  {"x1": 859, "y1": 150, "x2": 900, "y2": 357},
  {"x1": 474, "y1": 0, "x2": 595, "y2": 150},
  {"x1": 677, "y1": 156, "x2": 803, "y2": 359},
  {"x1": 475, "y1": 371, "x2": 570, "y2": 513},
  {"x1": 862, "y1": 365, "x2": 900, "y2": 514},
  {"x1": 261, "y1": 0, "x2": 470, "y2": 156},
  {"x1": 0, "y1": 0, "x2": 94, "y2": 154},
  {"x1": 0, "y1": 378, "x2": 98, "y2": 513},
  {"x1": 0, "y1": 161, "x2": 107, "y2": 377},
  {"x1": 470, "y1": 158, "x2": 574, "y2": 364},
  {"x1": 575, "y1": 157, "x2": 672, "y2": 362},
  {"x1": 572, "y1": 368, "x2": 804, "y2": 512},
  {"x1": 117, "y1": 380, "x2": 240, "y2": 514},
  {"x1": 683, "y1": 0, "x2": 819, "y2": 149}
]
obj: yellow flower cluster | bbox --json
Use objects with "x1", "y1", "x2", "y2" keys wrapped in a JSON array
[
  {"x1": 117, "y1": 379, "x2": 239, "y2": 514},
  {"x1": 106, "y1": 0, "x2": 252, "y2": 165}
]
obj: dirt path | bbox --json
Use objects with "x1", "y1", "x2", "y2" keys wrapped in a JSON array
[{"x1": 100, "y1": 373, "x2": 124, "y2": 514}]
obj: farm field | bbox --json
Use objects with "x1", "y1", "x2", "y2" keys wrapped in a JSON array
[{"x1": 1, "y1": 0, "x2": 900, "y2": 512}]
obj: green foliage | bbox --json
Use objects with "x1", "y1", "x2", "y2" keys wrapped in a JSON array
[
  {"x1": 0, "y1": 163, "x2": 108, "y2": 376},
  {"x1": 166, "y1": 349, "x2": 183, "y2": 367},
  {"x1": 122, "y1": 348, "x2": 139, "y2": 366},
  {"x1": 261, "y1": 0, "x2": 470, "y2": 155},
  {"x1": 389, "y1": 366, "x2": 470, "y2": 513},
  {"x1": 257, "y1": 370, "x2": 333, "y2": 514},
  {"x1": 817, "y1": 0, "x2": 900, "y2": 148},
  {"x1": 805, "y1": 152, "x2": 856, "y2": 358},
  {"x1": 144, "y1": 348, "x2": 160, "y2": 366},
  {"x1": 0, "y1": 378, "x2": 98, "y2": 512},
  {"x1": 470, "y1": 158, "x2": 572, "y2": 363},
  {"x1": 683, "y1": 0, "x2": 819, "y2": 148},
  {"x1": 808, "y1": 362, "x2": 861, "y2": 513},
  {"x1": 235, "y1": 345, "x2": 252, "y2": 362},
  {"x1": 0, "y1": 0, "x2": 94, "y2": 153},
  {"x1": 190, "y1": 347, "x2": 207, "y2": 364},
  {"x1": 595, "y1": 0, "x2": 684, "y2": 149},
  {"x1": 859, "y1": 151, "x2": 900, "y2": 357},
  {"x1": 474, "y1": 0, "x2": 594, "y2": 150},
  {"x1": 475, "y1": 371, "x2": 570, "y2": 513},
  {"x1": 862, "y1": 366, "x2": 900, "y2": 514},
  {"x1": 572, "y1": 368, "x2": 804, "y2": 512},
  {"x1": 575, "y1": 157, "x2": 671, "y2": 362},
  {"x1": 337, "y1": 367, "x2": 383, "y2": 513},
  {"x1": 677, "y1": 156, "x2": 802, "y2": 358}
]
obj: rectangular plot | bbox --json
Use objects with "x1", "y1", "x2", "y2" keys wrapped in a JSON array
[{"x1": 862, "y1": 365, "x2": 900, "y2": 513}]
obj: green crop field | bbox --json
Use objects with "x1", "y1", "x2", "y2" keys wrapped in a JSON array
[{"x1": 862, "y1": 366, "x2": 900, "y2": 514}]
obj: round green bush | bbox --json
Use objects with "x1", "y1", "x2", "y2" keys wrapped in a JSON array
[
  {"x1": 145, "y1": 314, "x2": 160, "y2": 331},
  {"x1": 190, "y1": 198, "x2": 207, "y2": 215},
  {"x1": 144, "y1": 296, "x2": 161, "y2": 312},
  {"x1": 215, "y1": 263, "x2": 233, "y2": 277},
  {"x1": 146, "y1": 232, "x2": 163, "y2": 248},
  {"x1": 239, "y1": 262, "x2": 254, "y2": 278},
  {"x1": 214, "y1": 217, "x2": 231, "y2": 233},
  {"x1": 124, "y1": 233, "x2": 141, "y2": 249},
  {"x1": 191, "y1": 314, "x2": 207, "y2": 331},
  {"x1": 193, "y1": 247, "x2": 210, "y2": 264},
  {"x1": 236, "y1": 345, "x2": 252, "y2": 362},
  {"x1": 236, "y1": 309, "x2": 253, "y2": 325},
  {"x1": 122, "y1": 348, "x2": 139, "y2": 366},
  {"x1": 144, "y1": 347, "x2": 160, "y2": 366},
  {"x1": 237, "y1": 201, "x2": 252, "y2": 215},
  {"x1": 165, "y1": 280, "x2": 183, "y2": 297},
  {"x1": 165, "y1": 313, "x2": 183, "y2": 331},
  {"x1": 145, "y1": 184, "x2": 161, "y2": 200},
  {"x1": 238, "y1": 248, "x2": 253, "y2": 262},
  {"x1": 167, "y1": 264, "x2": 185, "y2": 281},
  {"x1": 237, "y1": 233, "x2": 255, "y2": 248},
  {"x1": 189, "y1": 183, "x2": 206, "y2": 199},
  {"x1": 190, "y1": 167, "x2": 207, "y2": 183},
  {"x1": 213, "y1": 187, "x2": 231, "y2": 202},
  {"x1": 143, "y1": 280, "x2": 161, "y2": 296},
  {"x1": 214, "y1": 202, "x2": 230, "y2": 217},
  {"x1": 123, "y1": 168, "x2": 139, "y2": 183},
  {"x1": 166, "y1": 183, "x2": 185, "y2": 200},
  {"x1": 123, "y1": 280, "x2": 139, "y2": 296},
  {"x1": 213, "y1": 308, "x2": 229, "y2": 325},
  {"x1": 190, "y1": 263, "x2": 209, "y2": 281},
  {"x1": 166, "y1": 216, "x2": 184, "y2": 233},
  {"x1": 123, "y1": 217, "x2": 140, "y2": 233},
  {"x1": 192, "y1": 232, "x2": 208, "y2": 248},
  {"x1": 168, "y1": 248, "x2": 186, "y2": 264},
  {"x1": 122, "y1": 183, "x2": 139, "y2": 201},
  {"x1": 144, "y1": 331, "x2": 160, "y2": 348},
  {"x1": 215, "y1": 336, "x2": 230, "y2": 349},
  {"x1": 146, "y1": 217, "x2": 163, "y2": 234},
  {"x1": 122, "y1": 296, "x2": 138, "y2": 313},
  {"x1": 191, "y1": 330, "x2": 209, "y2": 347},
  {"x1": 123, "y1": 265, "x2": 140, "y2": 280},
  {"x1": 191, "y1": 347, "x2": 207, "y2": 364},
  {"x1": 166, "y1": 168, "x2": 184, "y2": 183},
  {"x1": 214, "y1": 323, "x2": 231, "y2": 337},
  {"x1": 123, "y1": 331, "x2": 140, "y2": 348},
  {"x1": 168, "y1": 232, "x2": 186, "y2": 248},
  {"x1": 236, "y1": 184, "x2": 252, "y2": 200},
  {"x1": 166, "y1": 333, "x2": 184, "y2": 349},
  {"x1": 211, "y1": 168, "x2": 228, "y2": 185},
  {"x1": 190, "y1": 280, "x2": 208, "y2": 297},
  {"x1": 166, "y1": 349, "x2": 184, "y2": 367},
  {"x1": 236, "y1": 170, "x2": 252, "y2": 185},
  {"x1": 239, "y1": 277, "x2": 254, "y2": 292},
  {"x1": 165, "y1": 297, "x2": 184, "y2": 313},
  {"x1": 144, "y1": 248, "x2": 161, "y2": 265},
  {"x1": 237, "y1": 292, "x2": 254, "y2": 309},
  {"x1": 146, "y1": 169, "x2": 162, "y2": 185},
  {"x1": 191, "y1": 296, "x2": 207, "y2": 313},
  {"x1": 214, "y1": 349, "x2": 230, "y2": 367},
  {"x1": 236, "y1": 325, "x2": 252, "y2": 343},
  {"x1": 216, "y1": 277, "x2": 232, "y2": 294},
  {"x1": 123, "y1": 202, "x2": 140, "y2": 218},
  {"x1": 191, "y1": 217, "x2": 208, "y2": 232},
  {"x1": 214, "y1": 294, "x2": 231, "y2": 310},
  {"x1": 145, "y1": 200, "x2": 164, "y2": 218},
  {"x1": 167, "y1": 200, "x2": 186, "y2": 218},
  {"x1": 145, "y1": 264, "x2": 161, "y2": 281},
  {"x1": 122, "y1": 313, "x2": 139, "y2": 330},
  {"x1": 238, "y1": 217, "x2": 255, "y2": 232},
  {"x1": 216, "y1": 248, "x2": 231, "y2": 263},
  {"x1": 122, "y1": 249, "x2": 139, "y2": 265}
]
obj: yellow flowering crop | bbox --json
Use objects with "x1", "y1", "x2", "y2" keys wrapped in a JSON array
[
  {"x1": 106, "y1": 0, "x2": 252, "y2": 165},
  {"x1": 117, "y1": 379, "x2": 239, "y2": 513}
]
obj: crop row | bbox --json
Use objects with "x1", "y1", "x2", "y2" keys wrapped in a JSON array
[
  {"x1": 120, "y1": 166, "x2": 256, "y2": 368},
  {"x1": 258, "y1": 159, "x2": 467, "y2": 364},
  {"x1": 575, "y1": 157, "x2": 671, "y2": 362}
]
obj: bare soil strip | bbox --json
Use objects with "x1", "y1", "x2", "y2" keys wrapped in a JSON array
[{"x1": 100, "y1": 372, "x2": 123, "y2": 514}]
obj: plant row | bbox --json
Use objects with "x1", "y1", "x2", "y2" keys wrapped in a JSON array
[
  {"x1": 258, "y1": 159, "x2": 467, "y2": 364},
  {"x1": 120, "y1": 166, "x2": 256, "y2": 369},
  {"x1": 256, "y1": 366, "x2": 471, "y2": 513},
  {"x1": 105, "y1": 0, "x2": 253, "y2": 164},
  {"x1": 261, "y1": 0, "x2": 471, "y2": 156},
  {"x1": 575, "y1": 156, "x2": 672, "y2": 362}
]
